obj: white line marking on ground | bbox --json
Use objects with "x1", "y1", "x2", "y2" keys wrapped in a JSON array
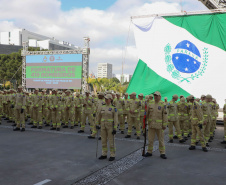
[{"x1": 33, "y1": 179, "x2": 51, "y2": 185}]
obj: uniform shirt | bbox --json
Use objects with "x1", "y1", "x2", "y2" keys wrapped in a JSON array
[
  {"x1": 96, "y1": 104, "x2": 118, "y2": 129},
  {"x1": 83, "y1": 96, "x2": 93, "y2": 114},
  {"x1": 177, "y1": 101, "x2": 189, "y2": 120},
  {"x1": 122, "y1": 98, "x2": 130, "y2": 115},
  {"x1": 49, "y1": 94, "x2": 61, "y2": 109},
  {"x1": 140, "y1": 99, "x2": 146, "y2": 117},
  {"x1": 15, "y1": 92, "x2": 26, "y2": 110},
  {"x1": 200, "y1": 101, "x2": 212, "y2": 122},
  {"x1": 167, "y1": 100, "x2": 178, "y2": 122},
  {"x1": 128, "y1": 98, "x2": 141, "y2": 117},
  {"x1": 75, "y1": 96, "x2": 83, "y2": 109},
  {"x1": 147, "y1": 100, "x2": 168, "y2": 129},
  {"x1": 65, "y1": 95, "x2": 74, "y2": 108},
  {"x1": 223, "y1": 104, "x2": 226, "y2": 120},
  {"x1": 94, "y1": 98, "x2": 105, "y2": 115},
  {"x1": 191, "y1": 102, "x2": 203, "y2": 124},
  {"x1": 114, "y1": 98, "x2": 124, "y2": 115},
  {"x1": 33, "y1": 93, "x2": 43, "y2": 108}
]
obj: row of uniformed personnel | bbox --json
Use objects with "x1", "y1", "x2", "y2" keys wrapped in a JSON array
[{"x1": 1, "y1": 86, "x2": 225, "y2": 160}]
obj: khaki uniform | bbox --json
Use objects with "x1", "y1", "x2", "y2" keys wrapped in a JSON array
[
  {"x1": 74, "y1": 96, "x2": 83, "y2": 125},
  {"x1": 96, "y1": 104, "x2": 118, "y2": 157},
  {"x1": 81, "y1": 96, "x2": 93, "y2": 131},
  {"x1": 210, "y1": 102, "x2": 217, "y2": 137},
  {"x1": 167, "y1": 100, "x2": 183, "y2": 140},
  {"x1": 32, "y1": 94, "x2": 43, "y2": 126},
  {"x1": 15, "y1": 92, "x2": 26, "y2": 128},
  {"x1": 122, "y1": 99, "x2": 130, "y2": 124},
  {"x1": 64, "y1": 95, "x2": 75, "y2": 126},
  {"x1": 127, "y1": 99, "x2": 141, "y2": 136},
  {"x1": 26, "y1": 94, "x2": 31, "y2": 118},
  {"x1": 177, "y1": 101, "x2": 189, "y2": 137},
  {"x1": 45, "y1": 95, "x2": 52, "y2": 125},
  {"x1": 114, "y1": 98, "x2": 124, "y2": 131},
  {"x1": 223, "y1": 104, "x2": 226, "y2": 142},
  {"x1": 140, "y1": 99, "x2": 146, "y2": 129},
  {"x1": 91, "y1": 98, "x2": 105, "y2": 137},
  {"x1": 190, "y1": 102, "x2": 205, "y2": 147},
  {"x1": 200, "y1": 101, "x2": 212, "y2": 143},
  {"x1": 147, "y1": 101, "x2": 168, "y2": 154},
  {"x1": 49, "y1": 94, "x2": 61, "y2": 128}
]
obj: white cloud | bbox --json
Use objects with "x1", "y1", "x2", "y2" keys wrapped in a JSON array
[{"x1": 0, "y1": 0, "x2": 208, "y2": 74}]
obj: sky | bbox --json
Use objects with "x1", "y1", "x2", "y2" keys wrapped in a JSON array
[{"x1": 0, "y1": 0, "x2": 208, "y2": 75}]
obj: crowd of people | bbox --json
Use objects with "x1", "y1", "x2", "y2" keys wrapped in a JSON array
[{"x1": 1, "y1": 86, "x2": 226, "y2": 161}]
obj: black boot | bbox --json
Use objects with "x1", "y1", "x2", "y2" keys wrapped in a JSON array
[
  {"x1": 38, "y1": 126, "x2": 42, "y2": 129},
  {"x1": 12, "y1": 123, "x2": 16, "y2": 126},
  {"x1": 45, "y1": 124, "x2": 50, "y2": 127},
  {"x1": 28, "y1": 122, "x2": 33, "y2": 125},
  {"x1": 78, "y1": 130, "x2": 84, "y2": 133},
  {"x1": 179, "y1": 139, "x2": 186, "y2": 143},
  {"x1": 98, "y1": 155, "x2": 107, "y2": 160},
  {"x1": 189, "y1": 146, "x2": 196, "y2": 150},
  {"x1": 63, "y1": 125, "x2": 68, "y2": 128},
  {"x1": 169, "y1": 139, "x2": 173, "y2": 143},
  {"x1": 125, "y1": 135, "x2": 131, "y2": 138},
  {"x1": 221, "y1": 141, "x2": 226, "y2": 144},
  {"x1": 88, "y1": 135, "x2": 95, "y2": 139},
  {"x1": 56, "y1": 128, "x2": 60, "y2": 131},
  {"x1": 70, "y1": 126, "x2": 74, "y2": 129},
  {"x1": 31, "y1": 125, "x2": 37, "y2": 128},
  {"x1": 109, "y1": 157, "x2": 115, "y2": 161},
  {"x1": 144, "y1": 152, "x2": 152, "y2": 157},
  {"x1": 160, "y1": 154, "x2": 167, "y2": 159},
  {"x1": 137, "y1": 136, "x2": 140, "y2": 140},
  {"x1": 202, "y1": 147, "x2": 208, "y2": 152},
  {"x1": 184, "y1": 137, "x2": 188, "y2": 140},
  {"x1": 50, "y1": 127, "x2": 56, "y2": 130},
  {"x1": 13, "y1": 127, "x2": 20, "y2": 131},
  {"x1": 21, "y1": 128, "x2": 25, "y2": 132},
  {"x1": 173, "y1": 135, "x2": 178, "y2": 139},
  {"x1": 98, "y1": 137, "x2": 101, "y2": 140},
  {"x1": 206, "y1": 143, "x2": 210, "y2": 147},
  {"x1": 121, "y1": 131, "x2": 124, "y2": 134},
  {"x1": 134, "y1": 133, "x2": 137, "y2": 136}
]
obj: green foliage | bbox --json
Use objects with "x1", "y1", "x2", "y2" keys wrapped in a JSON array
[
  {"x1": 0, "y1": 47, "x2": 46, "y2": 88},
  {"x1": 88, "y1": 77, "x2": 129, "y2": 94}
]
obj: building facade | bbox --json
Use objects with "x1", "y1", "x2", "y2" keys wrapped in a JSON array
[
  {"x1": 0, "y1": 29, "x2": 77, "y2": 50},
  {"x1": 115, "y1": 74, "x2": 132, "y2": 83},
  {"x1": 97, "y1": 63, "x2": 112, "y2": 79}
]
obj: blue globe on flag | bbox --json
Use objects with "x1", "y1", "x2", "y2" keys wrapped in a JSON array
[{"x1": 172, "y1": 40, "x2": 201, "y2": 74}]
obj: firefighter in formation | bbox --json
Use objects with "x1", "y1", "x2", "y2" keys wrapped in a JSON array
[{"x1": 2, "y1": 87, "x2": 225, "y2": 160}]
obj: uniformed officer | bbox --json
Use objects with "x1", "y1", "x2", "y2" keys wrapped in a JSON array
[
  {"x1": 189, "y1": 95, "x2": 208, "y2": 152},
  {"x1": 144, "y1": 91, "x2": 168, "y2": 159},
  {"x1": 125, "y1": 92, "x2": 141, "y2": 139},
  {"x1": 209, "y1": 98, "x2": 217, "y2": 140},
  {"x1": 74, "y1": 92, "x2": 82, "y2": 126},
  {"x1": 200, "y1": 94, "x2": 213, "y2": 147},
  {"x1": 221, "y1": 102, "x2": 226, "y2": 145},
  {"x1": 114, "y1": 93, "x2": 124, "y2": 133},
  {"x1": 49, "y1": 89, "x2": 61, "y2": 131},
  {"x1": 96, "y1": 94, "x2": 118, "y2": 161},
  {"x1": 13, "y1": 86, "x2": 26, "y2": 131},
  {"x1": 63, "y1": 90, "x2": 75, "y2": 129},
  {"x1": 168, "y1": 94, "x2": 185, "y2": 143},
  {"x1": 31, "y1": 88, "x2": 43, "y2": 129},
  {"x1": 177, "y1": 97, "x2": 189, "y2": 140},
  {"x1": 122, "y1": 93, "x2": 129, "y2": 128},
  {"x1": 138, "y1": 93, "x2": 145, "y2": 131},
  {"x1": 78, "y1": 91, "x2": 93, "y2": 133}
]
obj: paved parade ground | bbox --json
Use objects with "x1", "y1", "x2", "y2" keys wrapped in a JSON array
[{"x1": 0, "y1": 120, "x2": 226, "y2": 185}]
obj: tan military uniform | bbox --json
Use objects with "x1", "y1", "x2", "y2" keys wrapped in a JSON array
[
  {"x1": 200, "y1": 100, "x2": 212, "y2": 144},
  {"x1": 223, "y1": 104, "x2": 226, "y2": 142},
  {"x1": 190, "y1": 102, "x2": 205, "y2": 147},
  {"x1": 81, "y1": 96, "x2": 93, "y2": 131},
  {"x1": 74, "y1": 95, "x2": 83, "y2": 126},
  {"x1": 167, "y1": 100, "x2": 183, "y2": 140},
  {"x1": 127, "y1": 98, "x2": 141, "y2": 137},
  {"x1": 210, "y1": 102, "x2": 217, "y2": 137},
  {"x1": 32, "y1": 93, "x2": 43, "y2": 127},
  {"x1": 15, "y1": 92, "x2": 26, "y2": 128},
  {"x1": 177, "y1": 99, "x2": 189, "y2": 138},
  {"x1": 49, "y1": 94, "x2": 61, "y2": 129},
  {"x1": 114, "y1": 97, "x2": 124, "y2": 131},
  {"x1": 147, "y1": 100, "x2": 168, "y2": 154},
  {"x1": 96, "y1": 103, "x2": 118, "y2": 157},
  {"x1": 64, "y1": 94, "x2": 75, "y2": 127}
]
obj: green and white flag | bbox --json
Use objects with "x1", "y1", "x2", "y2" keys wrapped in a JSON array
[{"x1": 128, "y1": 13, "x2": 226, "y2": 106}]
